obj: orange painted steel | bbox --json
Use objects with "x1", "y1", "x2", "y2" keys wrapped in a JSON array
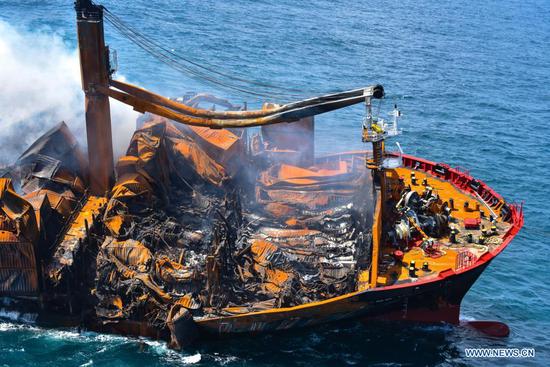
[
  {"x1": 76, "y1": 6, "x2": 114, "y2": 195},
  {"x1": 370, "y1": 190, "x2": 382, "y2": 288},
  {"x1": 47, "y1": 196, "x2": 107, "y2": 284},
  {"x1": 99, "y1": 83, "x2": 383, "y2": 128},
  {"x1": 0, "y1": 178, "x2": 40, "y2": 296},
  {"x1": 109, "y1": 79, "x2": 382, "y2": 120},
  {"x1": 104, "y1": 119, "x2": 238, "y2": 237}
]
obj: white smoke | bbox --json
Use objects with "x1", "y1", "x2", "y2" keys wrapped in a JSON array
[{"x1": 0, "y1": 20, "x2": 138, "y2": 165}]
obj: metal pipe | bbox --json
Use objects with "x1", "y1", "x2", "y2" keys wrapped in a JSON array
[
  {"x1": 109, "y1": 79, "x2": 384, "y2": 120},
  {"x1": 98, "y1": 85, "x2": 384, "y2": 128}
]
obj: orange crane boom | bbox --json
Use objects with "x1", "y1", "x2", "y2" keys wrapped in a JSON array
[{"x1": 98, "y1": 80, "x2": 383, "y2": 128}]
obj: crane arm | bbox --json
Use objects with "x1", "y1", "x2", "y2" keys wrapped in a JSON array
[{"x1": 98, "y1": 79, "x2": 384, "y2": 128}]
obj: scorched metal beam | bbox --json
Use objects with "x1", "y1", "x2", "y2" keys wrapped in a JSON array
[{"x1": 76, "y1": 0, "x2": 114, "y2": 195}]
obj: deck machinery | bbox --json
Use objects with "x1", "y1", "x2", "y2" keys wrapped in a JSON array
[{"x1": 0, "y1": 0, "x2": 523, "y2": 349}]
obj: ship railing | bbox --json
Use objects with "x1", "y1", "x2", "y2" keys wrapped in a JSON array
[
  {"x1": 507, "y1": 201, "x2": 524, "y2": 231},
  {"x1": 362, "y1": 131, "x2": 387, "y2": 142},
  {"x1": 453, "y1": 165, "x2": 471, "y2": 176},
  {"x1": 456, "y1": 250, "x2": 477, "y2": 270},
  {"x1": 399, "y1": 154, "x2": 516, "y2": 220}
]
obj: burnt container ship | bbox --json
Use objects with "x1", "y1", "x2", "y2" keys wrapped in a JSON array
[{"x1": 0, "y1": 0, "x2": 523, "y2": 349}]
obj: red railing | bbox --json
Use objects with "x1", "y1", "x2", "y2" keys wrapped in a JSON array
[
  {"x1": 456, "y1": 250, "x2": 477, "y2": 271},
  {"x1": 398, "y1": 154, "x2": 522, "y2": 224}
]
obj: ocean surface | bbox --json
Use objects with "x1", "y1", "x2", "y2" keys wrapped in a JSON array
[{"x1": 0, "y1": 0, "x2": 549, "y2": 365}]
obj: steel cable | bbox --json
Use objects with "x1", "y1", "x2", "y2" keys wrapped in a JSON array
[
  {"x1": 103, "y1": 15, "x2": 285, "y2": 99},
  {"x1": 103, "y1": 8, "x2": 307, "y2": 100}
]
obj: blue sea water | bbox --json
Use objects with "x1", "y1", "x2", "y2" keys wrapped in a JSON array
[{"x1": 0, "y1": 0, "x2": 549, "y2": 365}]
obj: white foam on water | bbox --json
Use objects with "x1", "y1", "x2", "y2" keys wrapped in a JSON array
[
  {"x1": 0, "y1": 319, "x2": 42, "y2": 334},
  {"x1": 4, "y1": 347, "x2": 25, "y2": 353},
  {"x1": 0, "y1": 309, "x2": 38, "y2": 324},
  {"x1": 0, "y1": 317, "x2": 203, "y2": 365},
  {"x1": 182, "y1": 354, "x2": 202, "y2": 364},
  {"x1": 459, "y1": 313, "x2": 476, "y2": 322},
  {"x1": 139, "y1": 338, "x2": 202, "y2": 365},
  {"x1": 39, "y1": 328, "x2": 86, "y2": 341},
  {"x1": 0, "y1": 322, "x2": 23, "y2": 332},
  {"x1": 212, "y1": 354, "x2": 238, "y2": 365}
]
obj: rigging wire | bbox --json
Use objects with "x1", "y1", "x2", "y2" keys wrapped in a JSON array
[
  {"x1": 102, "y1": 8, "x2": 308, "y2": 100},
  {"x1": 104, "y1": 20, "x2": 294, "y2": 101},
  {"x1": 104, "y1": 16, "x2": 289, "y2": 100}
]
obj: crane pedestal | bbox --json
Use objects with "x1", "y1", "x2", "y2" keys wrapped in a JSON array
[{"x1": 76, "y1": 0, "x2": 114, "y2": 195}]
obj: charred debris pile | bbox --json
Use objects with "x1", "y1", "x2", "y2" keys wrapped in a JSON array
[{"x1": 0, "y1": 114, "x2": 373, "y2": 335}]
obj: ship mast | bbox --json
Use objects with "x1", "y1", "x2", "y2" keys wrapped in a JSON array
[
  {"x1": 363, "y1": 97, "x2": 401, "y2": 288},
  {"x1": 75, "y1": 0, "x2": 114, "y2": 195}
]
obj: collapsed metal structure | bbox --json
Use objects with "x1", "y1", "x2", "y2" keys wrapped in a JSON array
[{"x1": 0, "y1": 110, "x2": 375, "y2": 347}]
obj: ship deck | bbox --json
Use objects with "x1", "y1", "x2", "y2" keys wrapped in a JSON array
[{"x1": 369, "y1": 165, "x2": 512, "y2": 287}]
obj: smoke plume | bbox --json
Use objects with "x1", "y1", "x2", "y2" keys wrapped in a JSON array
[{"x1": 0, "y1": 21, "x2": 138, "y2": 165}]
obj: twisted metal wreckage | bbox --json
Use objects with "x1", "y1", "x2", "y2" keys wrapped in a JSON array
[
  {"x1": 0, "y1": 108, "x2": 375, "y2": 348},
  {"x1": 0, "y1": 0, "x2": 523, "y2": 349}
]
